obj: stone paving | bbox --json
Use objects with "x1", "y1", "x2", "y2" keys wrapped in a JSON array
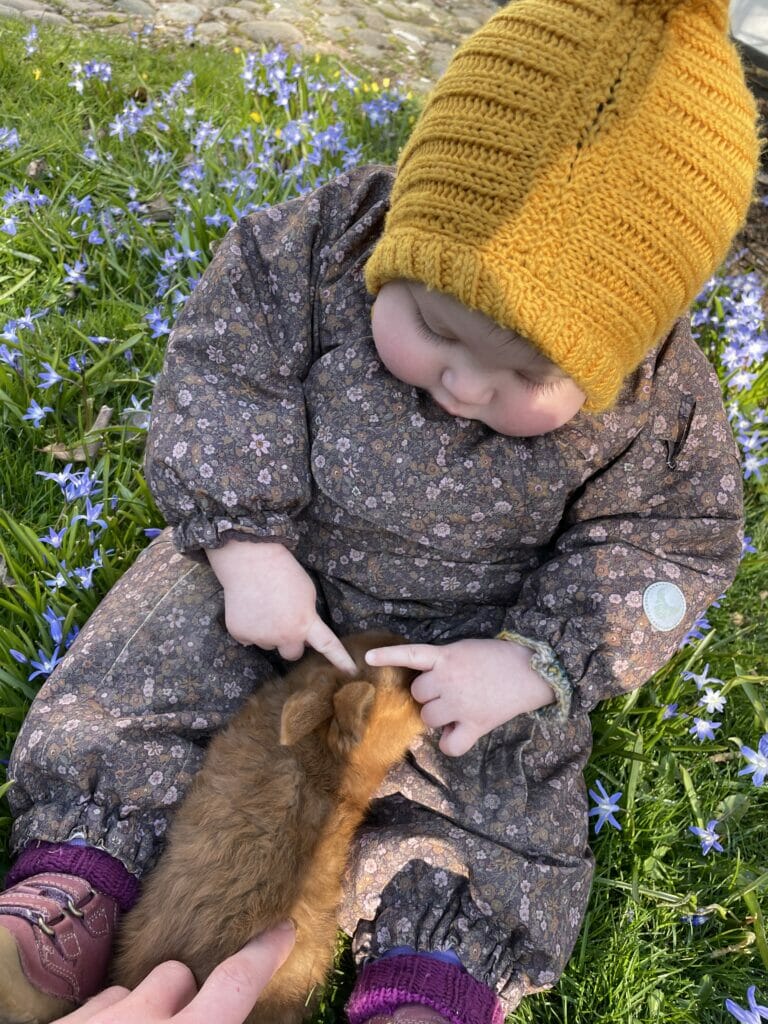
[{"x1": 0, "y1": 0, "x2": 505, "y2": 91}]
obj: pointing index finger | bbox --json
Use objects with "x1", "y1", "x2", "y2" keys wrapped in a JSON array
[
  {"x1": 365, "y1": 643, "x2": 439, "y2": 673},
  {"x1": 175, "y1": 923, "x2": 296, "y2": 1024},
  {"x1": 305, "y1": 619, "x2": 358, "y2": 675}
]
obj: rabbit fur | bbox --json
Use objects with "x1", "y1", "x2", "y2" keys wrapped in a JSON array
[{"x1": 111, "y1": 630, "x2": 423, "y2": 1023}]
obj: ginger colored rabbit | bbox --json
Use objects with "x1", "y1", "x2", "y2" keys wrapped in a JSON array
[{"x1": 112, "y1": 631, "x2": 423, "y2": 1024}]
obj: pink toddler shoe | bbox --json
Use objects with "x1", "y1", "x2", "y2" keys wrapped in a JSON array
[{"x1": 0, "y1": 872, "x2": 119, "y2": 1024}]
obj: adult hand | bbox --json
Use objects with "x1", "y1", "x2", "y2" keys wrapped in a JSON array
[
  {"x1": 206, "y1": 540, "x2": 356, "y2": 674},
  {"x1": 365, "y1": 638, "x2": 556, "y2": 756},
  {"x1": 58, "y1": 921, "x2": 295, "y2": 1024}
]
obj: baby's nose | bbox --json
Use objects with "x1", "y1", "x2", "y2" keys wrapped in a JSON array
[{"x1": 441, "y1": 368, "x2": 493, "y2": 406}]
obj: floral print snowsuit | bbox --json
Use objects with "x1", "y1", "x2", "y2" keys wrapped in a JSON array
[{"x1": 8, "y1": 165, "x2": 744, "y2": 1013}]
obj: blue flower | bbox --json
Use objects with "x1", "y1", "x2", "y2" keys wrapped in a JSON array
[
  {"x1": 72, "y1": 562, "x2": 95, "y2": 590},
  {"x1": 738, "y1": 734, "x2": 768, "y2": 787},
  {"x1": 0, "y1": 127, "x2": 20, "y2": 152},
  {"x1": 28, "y1": 645, "x2": 63, "y2": 681},
  {"x1": 743, "y1": 453, "x2": 768, "y2": 481},
  {"x1": 698, "y1": 687, "x2": 727, "y2": 715},
  {"x1": 143, "y1": 527, "x2": 162, "y2": 539},
  {"x1": 679, "y1": 614, "x2": 711, "y2": 647},
  {"x1": 39, "y1": 525, "x2": 67, "y2": 548},
  {"x1": 37, "y1": 464, "x2": 74, "y2": 491},
  {"x1": 37, "y1": 361, "x2": 64, "y2": 389},
  {"x1": 742, "y1": 535, "x2": 757, "y2": 557},
  {"x1": 689, "y1": 819, "x2": 723, "y2": 855},
  {"x1": 22, "y1": 400, "x2": 53, "y2": 428},
  {"x1": 145, "y1": 307, "x2": 171, "y2": 338},
  {"x1": 63, "y1": 257, "x2": 89, "y2": 287},
  {"x1": 63, "y1": 468, "x2": 101, "y2": 502},
  {"x1": 679, "y1": 912, "x2": 710, "y2": 926},
  {"x1": 663, "y1": 702, "x2": 679, "y2": 719},
  {"x1": 42, "y1": 606, "x2": 65, "y2": 646},
  {"x1": 588, "y1": 779, "x2": 622, "y2": 833},
  {"x1": 71, "y1": 497, "x2": 108, "y2": 534},
  {"x1": 681, "y1": 662, "x2": 723, "y2": 691},
  {"x1": 24, "y1": 25, "x2": 38, "y2": 56},
  {"x1": 725, "y1": 986, "x2": 768, "y2": 1023},
  {"x1": 689, "y1": 717, "x2": 721, "y2": 742}
]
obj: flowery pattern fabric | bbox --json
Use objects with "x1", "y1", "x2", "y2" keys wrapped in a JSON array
[{"x1": 9, "y1": 165, "x2": 744, "y2": 1012}]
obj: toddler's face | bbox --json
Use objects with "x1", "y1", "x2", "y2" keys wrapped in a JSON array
[{"x1": 371, "y1": 280, "x2": 586, "y2": 437}]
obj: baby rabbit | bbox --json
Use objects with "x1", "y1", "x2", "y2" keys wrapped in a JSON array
[{"x1": 112, "y1": 630, "x2": 423, "y2": 1024}]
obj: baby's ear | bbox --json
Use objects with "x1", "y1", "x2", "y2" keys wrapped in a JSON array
[
  {"x1": 328, "y1": 680, "x2": 375, "y2": 757},
  {"x1": 280, "y1": 688, "x2": 333, "y2": 746}
]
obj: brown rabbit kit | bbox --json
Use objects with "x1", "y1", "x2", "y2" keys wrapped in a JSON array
[{"x1": 112, "y1": 631, "x2": 423, "y2": 1024}]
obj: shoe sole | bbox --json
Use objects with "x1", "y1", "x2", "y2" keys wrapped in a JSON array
[{"x1": 0, "y1": 927, "x2": 73, "y2": 1024}]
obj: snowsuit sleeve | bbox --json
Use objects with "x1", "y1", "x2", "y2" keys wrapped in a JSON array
[
  {"x1": 501, "y1": 317, "x2": 744, "y2": 717},
  {"x1": 144, "y1": 165, "x2": 394, "y2": 554}
]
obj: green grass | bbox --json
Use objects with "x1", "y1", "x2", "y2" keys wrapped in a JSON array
[{"x1": 0, "y1": 17, "x2": 766, "y2": 1024}]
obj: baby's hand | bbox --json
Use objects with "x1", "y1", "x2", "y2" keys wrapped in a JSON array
[
  {"x1": 365, "y1": 638, "x2": 556, "y2": 756},
  {"x1": 206, "y1": 541, "x2": 356, "y2": 674}
]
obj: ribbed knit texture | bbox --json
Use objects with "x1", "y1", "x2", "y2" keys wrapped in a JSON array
[
  {"x1": 365, "y1": 0, "x2": 759, "y2": 412},
  {"x1": 5, "y1": 841, "x2": 140, "y2": 913},
  {"x1": 346, "y1": 954, "x2": 504, "y2": 1024}
]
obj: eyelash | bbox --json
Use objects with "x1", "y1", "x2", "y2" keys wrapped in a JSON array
[
  {"x1": 518, "y1": 375, "x2": 562, "y2": 395},
  {"x1": 416, "y1": 312, "x2": 562, "y2": 393},
  {"x1": 415, "y1": 313, "x2": 452, "y2": 345}
]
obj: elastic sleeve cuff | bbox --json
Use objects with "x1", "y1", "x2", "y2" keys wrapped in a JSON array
[
  {"x1": 170, "y1": 512, "x2": 300, "y2": 555},
  {"x1": 496, "y1": 628, "x2": 573, "y2": 723},
  {"x1": 5, "y1": 841, "x2": 140, "y2": 913},
  {"x1": 346, "y1": 953, "x2": 503, "y2": 1024}
]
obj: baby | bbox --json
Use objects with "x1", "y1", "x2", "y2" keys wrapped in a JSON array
[{"x1": 0, "y1": 1, "x2": 758, "y2": 1023}]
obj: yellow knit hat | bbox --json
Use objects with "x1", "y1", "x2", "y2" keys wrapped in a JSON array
[{"x1": 364, "y1": 0, "x2": 760, "y2": 413}]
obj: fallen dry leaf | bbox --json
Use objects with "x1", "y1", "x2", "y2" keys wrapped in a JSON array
[{"x1": 38, "y1": 405, "x2": 113, "y2": 461}]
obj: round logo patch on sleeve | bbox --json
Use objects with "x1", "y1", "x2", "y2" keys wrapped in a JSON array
[{"x1": 643, "y1": 582, "x2": 687, "y2": 632}]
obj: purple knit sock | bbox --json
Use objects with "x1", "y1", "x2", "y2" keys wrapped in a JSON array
[
  {"x1": 4, "y1": 840, "x2": 140, "y2": 912},
  {"x1": 346, "y1": 953, "x2": 504, "y2": 1024}
]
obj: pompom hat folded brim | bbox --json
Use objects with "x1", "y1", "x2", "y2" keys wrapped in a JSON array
[{"x1": 365, "y1": 0, "x2": 760, "y2": 413}]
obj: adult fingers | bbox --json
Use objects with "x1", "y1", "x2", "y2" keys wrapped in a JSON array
[
  {"x1": 174, "y1": 922, "x2": 296, "y2": 1024},
  {"x1": 305, "y1": 619, "x2": 357, "y2": 674},
  {"x1": 365, "y1": 643, "x2": 439, "y2": 673},
  {"x1": 56, "y1": 986, "x2": 130, "y2": 1023},
  {"x1": 125, "y1": 961, "x2": 199, "y2": 1019}
]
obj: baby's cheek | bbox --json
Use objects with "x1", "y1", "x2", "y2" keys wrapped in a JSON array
[{"x1": 375, "y1": 334, "x2": 434, "y2": 390}]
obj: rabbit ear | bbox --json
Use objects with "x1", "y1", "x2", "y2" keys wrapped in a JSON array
[
  {"x1": 328, "y1": 681, "x2": 376, "y2": 757},
  {"x1": 279, "y1": 688, "x2": 333, "y2": 746}
]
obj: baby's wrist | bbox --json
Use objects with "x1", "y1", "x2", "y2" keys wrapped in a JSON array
[
  {"x1": 206, "y1": 537, "x2": 290, "y2": 586},
  {"x1": 495, "y1": 630, "x2": 573, "y2": 722}
]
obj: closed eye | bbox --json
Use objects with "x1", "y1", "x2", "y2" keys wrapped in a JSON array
[
  {"x1": 517, "y1": 373, "x2": 563, "y2": 395},
  {"x1": 415, "y1": 311, "x2": 454, "y2": 346}
]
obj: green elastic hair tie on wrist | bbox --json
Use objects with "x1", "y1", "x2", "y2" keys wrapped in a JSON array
[{"x1": 496, "y1": 629, "x2": 573, "y2": 724}]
